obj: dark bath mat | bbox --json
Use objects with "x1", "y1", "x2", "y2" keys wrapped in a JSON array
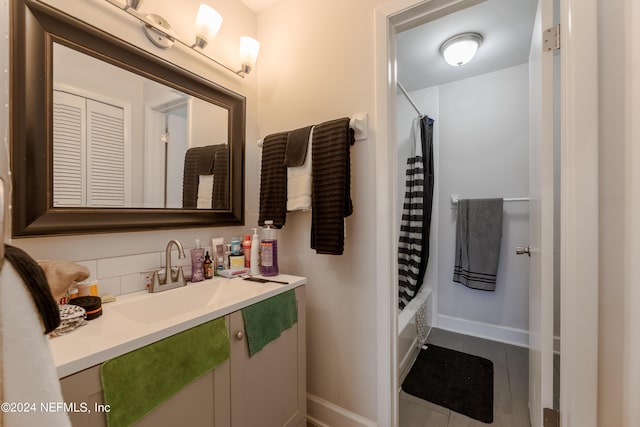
[{"x1": 402, "y1": 344, "x2": 494, "y2": 423}]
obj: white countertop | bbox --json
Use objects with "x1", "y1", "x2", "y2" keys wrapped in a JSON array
[{"x1": 49, "y1": 274, "x2": 306, "y2": 378}]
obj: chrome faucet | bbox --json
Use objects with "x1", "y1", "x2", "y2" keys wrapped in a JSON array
[{"x1": 150, "y1": 239, "x2": 187, "y2": 293}]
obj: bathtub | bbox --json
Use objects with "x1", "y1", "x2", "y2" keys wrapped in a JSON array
[{"x1": 398, "y1": 286, "x2": 432, "y2": 383}]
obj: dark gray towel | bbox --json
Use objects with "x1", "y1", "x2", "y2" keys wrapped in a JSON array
[
  {"x1": 259, "y1": 132, "x2": 289, "y2": 228},
  {"x1": 284, "y1": 126, "x2": 312, "y2": 167},
  {"x1": 453, "y1": 198, "x2": 503, "y2": 291},
  {"x1": 182, "y1": 145, "x2": 223, "y2": 208},
  {"x1": 5, "y1": 245, "x2": 60, "y2": 334},
  {"x1": 311, "y1": 118, "x2": 354, "y2": 255},
  {"x1": 212, "y1": 145, "x2": 229, "y2": 210}
]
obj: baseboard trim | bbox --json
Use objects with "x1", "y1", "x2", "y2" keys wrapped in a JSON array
[
  {"x1": 307, "y1": 393, "x2": 377, "y2": 427},
  {"x1": 437, "y1": 314, "x2": 530, "y2": 348}
]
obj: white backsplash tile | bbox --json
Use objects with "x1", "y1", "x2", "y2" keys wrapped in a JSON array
[
  {"x1": 74, "y1": 260, "x2": 97, "y2": 281},
  {"x1": 97, "y1": 252, "x2": 162, "y2": 279},
  {"x1": 161, "y1": 249, "x2": 194, "y2": 267},
  {"x1": 120, "y1": 272, "x2": 147, "y2": 295},
  {"x1": 76, "y1": 246, "x2": 214, "y2": 297},
  {"x1": 97, "y1": 276, "x2": 121, "y2": 296}
]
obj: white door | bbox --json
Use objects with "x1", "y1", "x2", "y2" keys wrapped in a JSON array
[{"x1": 528, "y1": 0, "x2": 555, "y2": 425}]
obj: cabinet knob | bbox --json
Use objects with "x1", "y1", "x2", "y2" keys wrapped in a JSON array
[{"x1": 235, "y1": 331, "x2": 244, "y2": 340}]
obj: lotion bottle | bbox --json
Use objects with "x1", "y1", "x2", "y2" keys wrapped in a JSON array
[
  {"x1": 250, "y1": 228, "x2": 260, "y2": 276},
  {"x1": 242, "y1": 234, "x2": 252, "y2": 268}
]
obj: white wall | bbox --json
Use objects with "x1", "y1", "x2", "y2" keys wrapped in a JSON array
[{"x1": 412, "y1": 65, "x2": 530, "y2": 343}]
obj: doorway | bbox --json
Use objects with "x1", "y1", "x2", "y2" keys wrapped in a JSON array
[
  {"x1": 374, "y1": 0, "x2": 598, "y2": 426},
  {"x1": 394, "y1": 0, "x2": 539, "y2": 425}
]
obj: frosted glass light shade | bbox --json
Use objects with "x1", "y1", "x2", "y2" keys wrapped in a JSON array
[
  {"x1": 194, "y1": 4, "x2": 222, "y2": 47},
  {"x1": 239, "y1": 36, "x2": 260, "y2": 73},
  {"x1": 440, "y1": 33, "x2": 483, "y2": 67}
]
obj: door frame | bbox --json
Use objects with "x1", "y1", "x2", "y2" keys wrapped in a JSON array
[
  {"x1": 624, "y1": 0, "x2": 640, "y2": 425},
  {"x1": 374, "y1": 0, "x2": 599, "y2": 425}
]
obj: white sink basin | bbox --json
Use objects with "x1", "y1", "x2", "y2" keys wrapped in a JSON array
[
  {"x1": 50, "y1": 274, "x2": 304, "y2": 378},
  {"x1": 110, "y1": 278, "x2": 263, "y2": 324}
]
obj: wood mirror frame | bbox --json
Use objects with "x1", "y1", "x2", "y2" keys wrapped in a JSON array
[{"x1": 10, "y1": 0, "x2": 245, "y2": 237}]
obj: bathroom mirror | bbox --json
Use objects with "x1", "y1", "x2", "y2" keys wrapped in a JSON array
[{"x1": 10, "y1": 0, "x2": 245, "y2": 236}]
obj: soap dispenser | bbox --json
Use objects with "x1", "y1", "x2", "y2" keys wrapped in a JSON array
[
  {"x1": 190, "y1": 239, "x2": 205, "y2": 282},
  {"x1": 260, "y1": 220, "x2": 279, "y2": 276}
]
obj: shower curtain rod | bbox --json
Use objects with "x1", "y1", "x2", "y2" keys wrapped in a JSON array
[{"x1": 398, "y1": 81, "x2": 424, "y2": 117}]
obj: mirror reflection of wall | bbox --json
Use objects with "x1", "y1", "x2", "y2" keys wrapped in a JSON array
[{"x1": 52, "y1": 43, "x2": 229, "y2": 210}]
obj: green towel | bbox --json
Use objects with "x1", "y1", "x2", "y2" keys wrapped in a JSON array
[
  {"x1": 100, "y1": 317, "x2": 229, "y2": 427},
  {"x1": 241, "y1": 290, "x2": 298, "y2": 357}
]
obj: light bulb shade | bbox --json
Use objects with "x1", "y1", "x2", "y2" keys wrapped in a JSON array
[
  {"x1": 440, "y1": 33, "x2": 483, "y2": 67},
  {"x1": 239, "y1": 36, "x2": 260, "y2": 72},
  {"x1": 195, "y1": 4, "x2": 222, "y2": 47},
  {"x1": 126, "y1": 0, "x2": 144, "y2": 10}
]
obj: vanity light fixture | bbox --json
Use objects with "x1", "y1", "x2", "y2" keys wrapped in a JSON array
[
  {"x1": 439, "y1": 32, "x2": 483, "y2": 67},
  {"x1": 105, "y1": 0, "x2": 260, "y2": 77}
]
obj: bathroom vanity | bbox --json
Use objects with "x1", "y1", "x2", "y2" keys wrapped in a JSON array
[{"x1": 50, "y1": 276, "x2": 306, "y2": 427}]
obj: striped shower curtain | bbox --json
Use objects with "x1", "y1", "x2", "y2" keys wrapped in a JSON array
[{"x1": 398, "y1": 115, "x2": 434, "y2": 310}]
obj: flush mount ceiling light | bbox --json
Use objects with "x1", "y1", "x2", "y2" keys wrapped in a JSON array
[
  {"x1": 104, "y1": 0, "x2": 260, "y2": 77},
  {"x1": 439, "y1": 32, "x2": 483, "y2": 67}
]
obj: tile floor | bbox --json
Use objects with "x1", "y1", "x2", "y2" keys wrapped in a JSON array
[{"x1": 399, "y1": 328, "x2": 531, "y2": 427}]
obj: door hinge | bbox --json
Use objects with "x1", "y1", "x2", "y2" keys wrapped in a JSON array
[
  {"x1": 544, "y1": 407, "x2": 560, "y2": 427},
  {"x1": 543, "y1": 24, "x2": 560, "y2": 51}
]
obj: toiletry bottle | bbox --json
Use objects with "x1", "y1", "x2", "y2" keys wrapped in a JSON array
[
  {"x1": 242, "y1": 234, "x2": 252, "y2": 268},
  {"x1": 231, "y1": 237, "x2": 241, "y2": 255},
  {"x1": 212, "y1": 237, "x2": 224, "y2": 271},
  {"x1": 191, "y1": 239, "x2": 205, "y2": 282},
  {"x1": 224, "y1": 244, "x2": 232, "y2": 270},
  {"x1": 250, "y1": 228, "x2": 260, "y2": 276},
  {"x1": 260, "y1": 220, "x2": 279, "y2": 276},
  {"x1": 203, "y1": 251, "x2": 213, "y2": 279}
]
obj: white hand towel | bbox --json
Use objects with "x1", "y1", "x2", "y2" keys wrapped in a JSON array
[
  {"x1": 1, "y1": 262, "x2": 71, "y2": 427},
  {"x1": 287, "y1": 127, "x2": 313, "y2": 211},
  {"x1": 197, "y1": 175, "x2": 214, "y2": 209}
]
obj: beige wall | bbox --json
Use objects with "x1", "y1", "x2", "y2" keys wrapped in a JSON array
[{"x1": 256, "y1": 0, "x2": 387, "y2": 422}]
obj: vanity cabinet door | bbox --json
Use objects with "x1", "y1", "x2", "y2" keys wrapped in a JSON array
[
  {"x1": 59, "y1": 340, "x2": 231, "y2": 427},
  {"x1": 229, "y1": 286, "x2": 306, "y2": 427}
]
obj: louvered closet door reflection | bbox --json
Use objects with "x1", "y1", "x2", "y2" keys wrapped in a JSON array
[
  {"x1": 53, "y1": 91, "x2": 126, "y2": 208},
  {"x1": 86, "y1": 99, "x2": 125, "y2": 207},
  {"x1": 53, "y1": 91, "x2": 87, "y2": 207}
]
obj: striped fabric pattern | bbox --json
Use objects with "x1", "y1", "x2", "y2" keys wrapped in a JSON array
[{"x1": 399, "y1": 116, "x2": 434, "y2": 310}]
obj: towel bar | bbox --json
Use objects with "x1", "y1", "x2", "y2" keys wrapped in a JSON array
[
  {"x1": 450, "y1": 194, "x2": 529, "y2": 208},
  {"x1": 257, "y1": 113, "x2": 368, "y2": 146}
]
